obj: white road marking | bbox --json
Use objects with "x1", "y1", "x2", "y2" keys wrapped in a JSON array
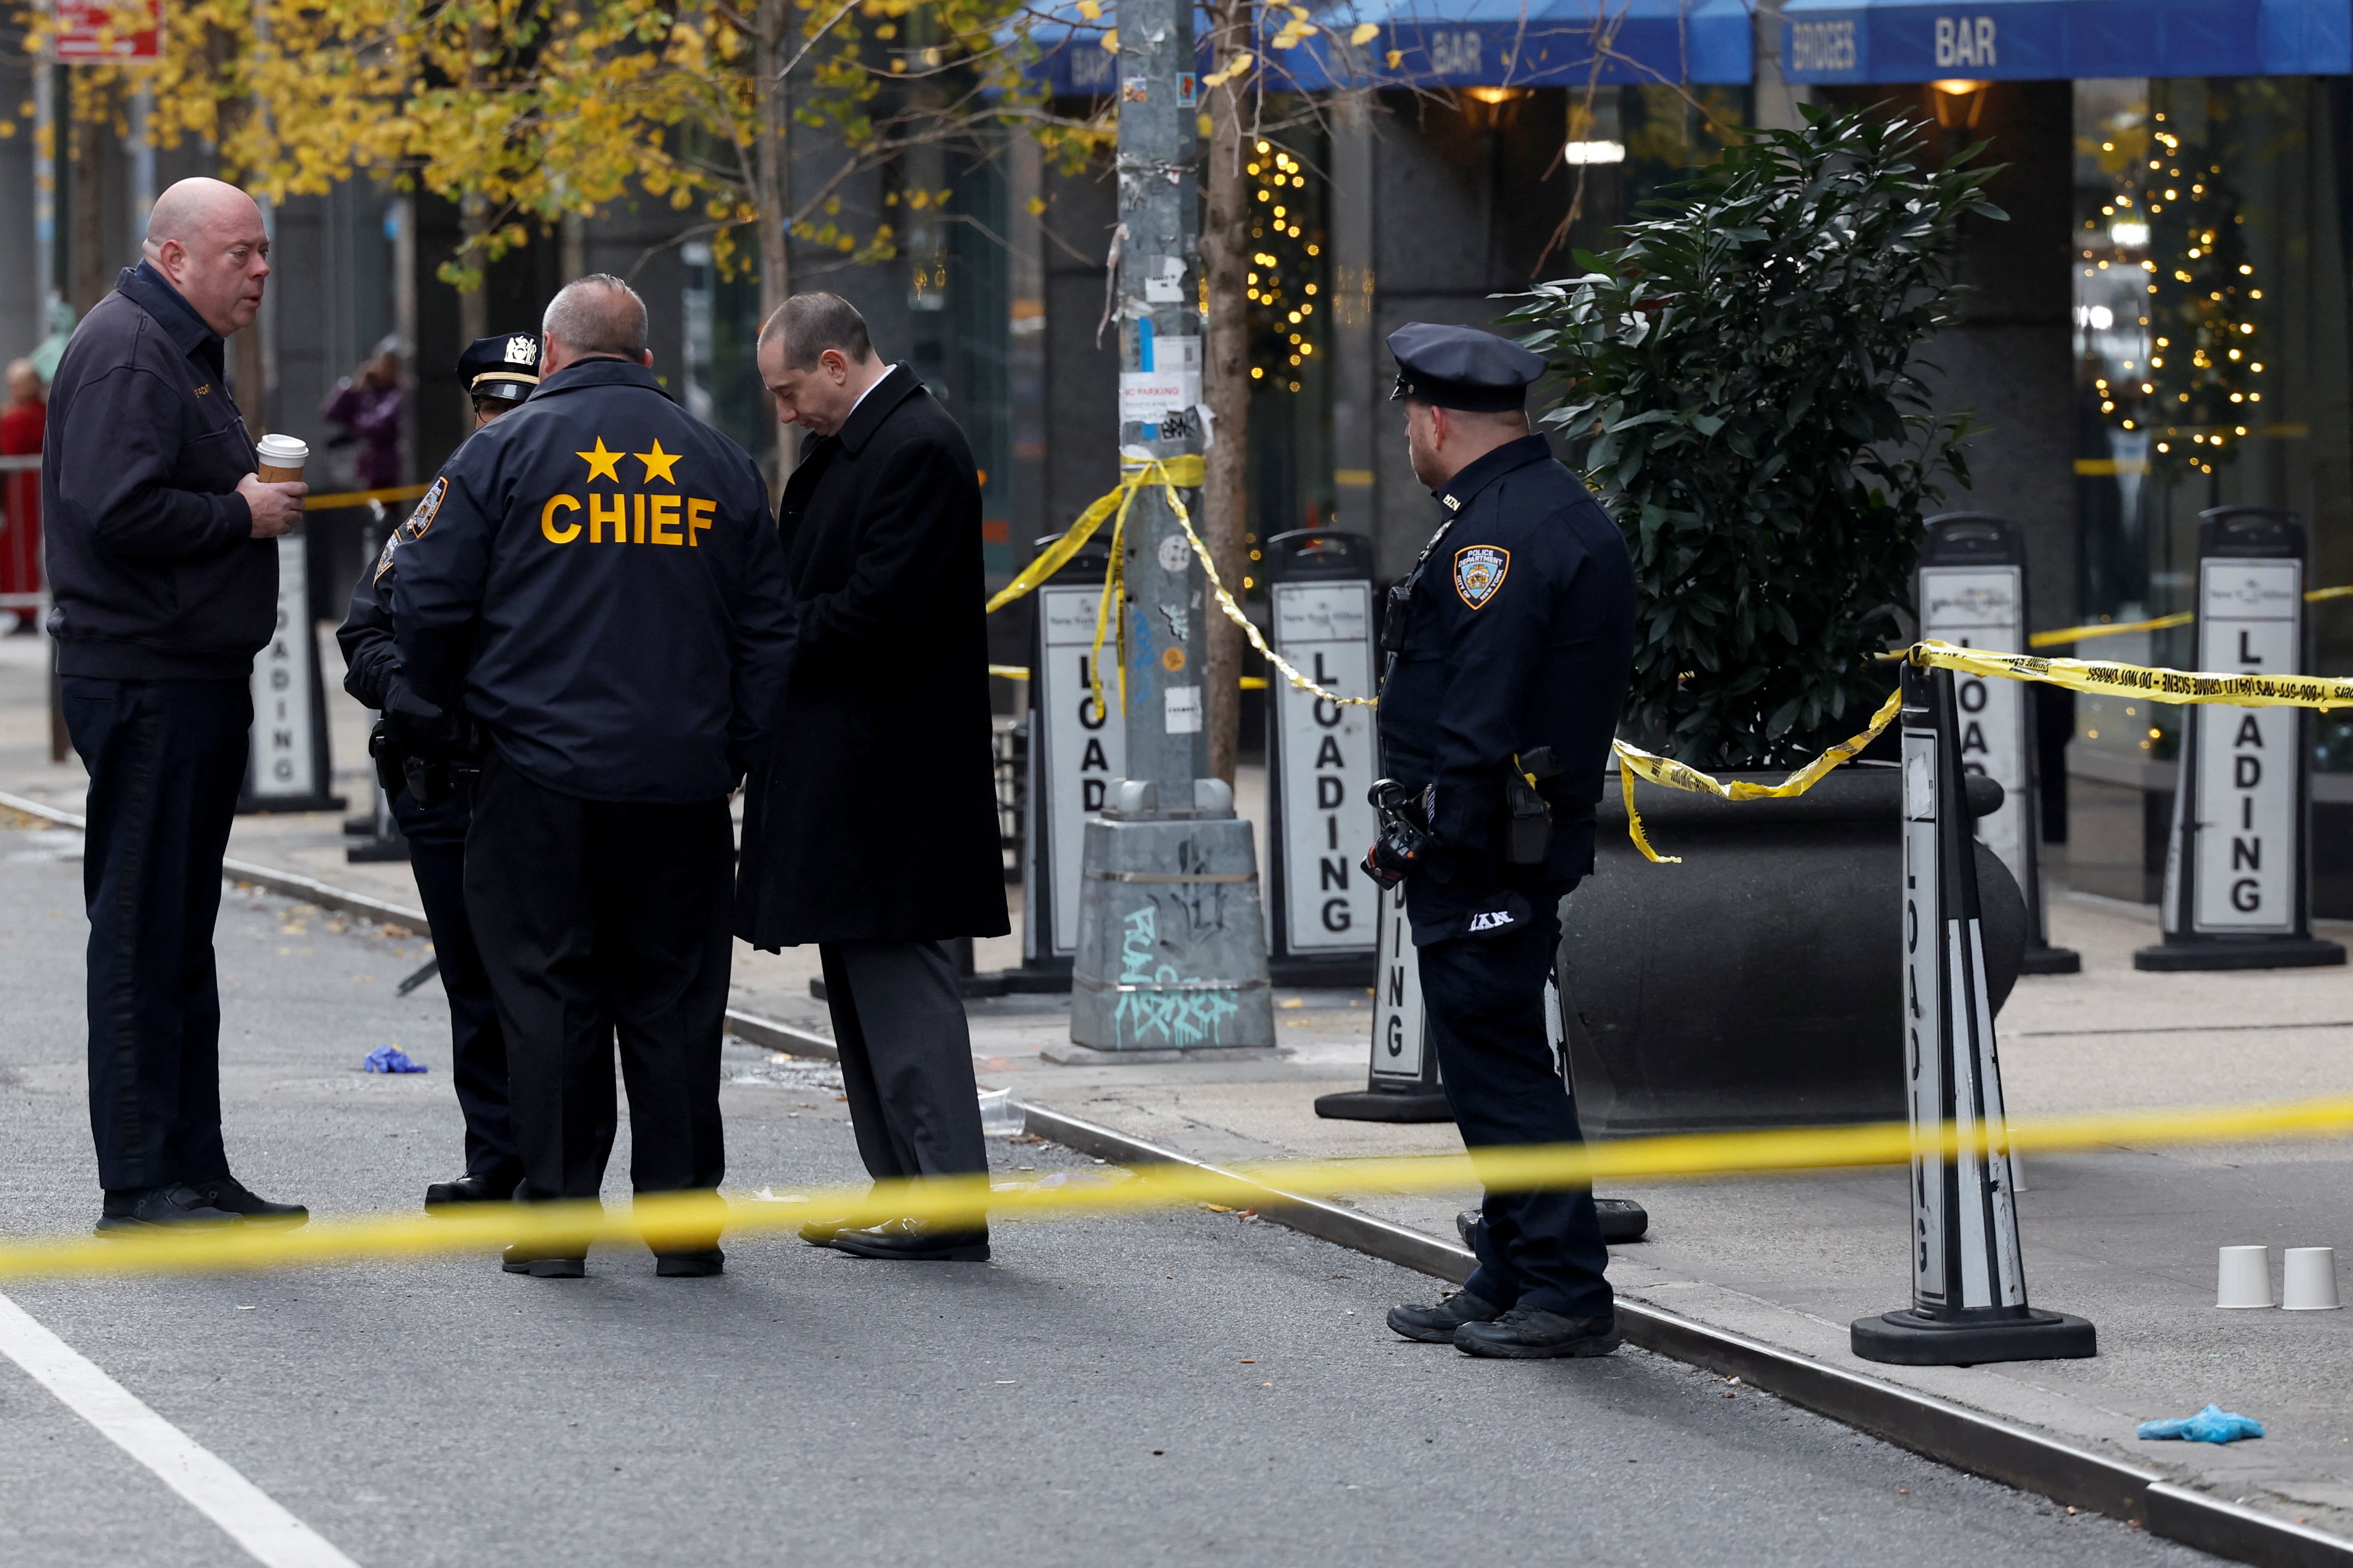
[{"x1": 0, "y1": 1292, "x2": 361, "y2": 1567}]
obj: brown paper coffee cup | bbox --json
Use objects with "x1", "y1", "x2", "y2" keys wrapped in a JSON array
[{"x1": 255, "y1": 433, "x2": 308, "y2": 485}]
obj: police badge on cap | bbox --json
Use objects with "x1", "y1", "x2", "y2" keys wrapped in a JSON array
[
  {"x1": 458, "y1": 332, "x2": 542, "y2": 403},
  {"x1": 1386, "y1": 322, "x2": 1547, "y2": 412}
]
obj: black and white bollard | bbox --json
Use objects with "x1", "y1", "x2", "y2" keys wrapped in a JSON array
[
  {"x1": 1264, "y1": 528, "x2": 1379, "y2": 988},
  {"x1": 1315, "y1": 881, "x2": 1448, "y2": 1120},
  {"x1": 1918, "y1": 514, "x2": 2077, "y2": 974},
  {"x1": 984, "y1": 539, "x2": 1124, "y2": 994},
  {"x1": 1851, "y1": 661, "x2": 2096, "y2": 1366},
  {"x1": 2137, "y1": 508, "x2": 2345, "y2": 971},
  {"x1": 239, "y1": 530, "x2": 342, "y2": 814}
]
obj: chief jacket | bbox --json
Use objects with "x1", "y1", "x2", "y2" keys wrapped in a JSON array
[
  {"x1": 392, "y1": 357, "x2": 797, "y2": 804},
  {"x1": 1378, "y1": 433, "x2": 1636, "y2": 942}
]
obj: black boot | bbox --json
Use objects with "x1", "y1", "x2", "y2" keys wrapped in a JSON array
[
  {"x1": 426, "y1": 1172, "x2": 518, "y2": 1210},
  {"x1": 1386, "y1": 1288, "x2": 1502, "y2": 1343},
  {"x1": 1454, "y1": 1307, "x2": 1620, "y2": 1359},
  {"x1": 94, "y1": 1185, "x2": 240, "y2": 1236},
  {"x1": 194, "y1": 1176, "x2": 308, "y2": 1228},
  {"x1": 825, "y1": 1219, "x2": 989, "y2": 1262}
]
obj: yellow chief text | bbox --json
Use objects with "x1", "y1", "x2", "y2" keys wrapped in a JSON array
[{"x1": 541, "y1": 493, "x2": 717, "y2": 547}]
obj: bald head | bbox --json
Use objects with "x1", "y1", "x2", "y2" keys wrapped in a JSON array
[
  {"x1": 540, "y1": 276, "x2": 650, "y2": 375},
  {"x1": 142, "y1": 178, "x2": 270, "y2": 337}
]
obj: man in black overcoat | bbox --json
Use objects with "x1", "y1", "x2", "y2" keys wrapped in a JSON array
[{"x1": 737, "y1": 292, "x2": 1010, "y2": 1262}]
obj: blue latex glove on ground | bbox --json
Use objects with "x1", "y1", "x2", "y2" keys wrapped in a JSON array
[
  {"x1": 2137, "y1": 1405, "x2": 2264, "y2": 1443},
  {"x1": 362, "y1": 1045, "x2": 427, "y2": 1074}
]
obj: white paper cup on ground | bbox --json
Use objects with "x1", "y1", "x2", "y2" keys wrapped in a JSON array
[
  {"x1": 2217, "y1": 1245, "x2": 2273, "y2": 1309},
  {"x1": 2283, "y1": 1247, "x2": 2340, "y2": 1311},
  {"x1": 254, "y1": 432, "x2": 308, "y2": 484}
]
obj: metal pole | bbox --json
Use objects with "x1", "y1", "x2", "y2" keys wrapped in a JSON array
[
  {"x1": 1112, "y1": 0, "x2": 1206, "y2": 794},
  {"x1": 1065, "y1": 0, "x2": 1273, "y2": 1055}
]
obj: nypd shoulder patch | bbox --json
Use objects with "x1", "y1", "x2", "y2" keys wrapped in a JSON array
[
  {"x1": 1453, "y1": 545, "x2": 1509, "y2": 609},
  {"x1": 403, "y1": 477, "x2": 447, "y2": 539}
]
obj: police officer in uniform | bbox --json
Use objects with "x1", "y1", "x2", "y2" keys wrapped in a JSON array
[
  {"x1": 338, "y1": 330, "x2": 542, "y2": 1212},
  {"x1": 393, "y1": 276, "x2": 797, "y2": 1278},
  {"x1": 1370, "y1": 323, "x2": 1637, "y2": 1358}
]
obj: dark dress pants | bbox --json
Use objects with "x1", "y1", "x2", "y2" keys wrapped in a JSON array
[
  {"x1": 61, "y1": 676, "x2": 249, "y2": 1192},
  {"x1": 818, "y1": 940, "x2": 988, "y2": 1187},
  {"x1": 391, "y1": 786, "x2": 517, "y2": 1189},
  {"x1": 462, "y1": 759, "x2": 732, "y2": 1219},
  {"x1": 1417, "y1": 885, "x2": 1614, "y2": 1320}
]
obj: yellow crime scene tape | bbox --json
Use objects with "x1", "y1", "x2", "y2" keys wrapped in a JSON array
[
  {"x1": 986, "y1": 456, "x2": 1375, "y2": 717},
  {"x1": 5, "y1": 1092, "x2": 2353, "y2": 1286},
  {"x1": 302, "y1": 482, "x2": 432, "y2": 512},
  {"x1": 2027, "y1": 583, "x2": 2353, "y2": 648}
]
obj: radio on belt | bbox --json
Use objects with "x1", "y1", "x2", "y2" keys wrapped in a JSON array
[{"x1": 2136, "y1": 507, "x2": 2346, "y2": 971}]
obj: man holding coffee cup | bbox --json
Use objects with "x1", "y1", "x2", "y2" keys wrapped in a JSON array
[{"x1": 42, "y1": 176, "x2": 312, "y2": 1235}]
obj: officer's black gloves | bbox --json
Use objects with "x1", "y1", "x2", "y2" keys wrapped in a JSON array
[
  {"x1": 376, "y1": 679, "x2": 477, "y2": 807},
  {"x1": 1363, "y1": 778, "x2": 1438, "y2": 891}
]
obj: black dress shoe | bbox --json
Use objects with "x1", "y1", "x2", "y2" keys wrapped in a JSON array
[
  {"x1": 1454, "y1": 1307, "x2": 1621, "y2": 1359},
  {"x1": 798, "y1": 1215, "x2": 854, "y2": 1249},
  {"x1": 655, "y1": 1248, "x2": 725, "y2": 1278},
  {"x1": 825, "y1": 1218, "x2": 989, "y2": 1262},
  {"x1": 94, "y1": 1185, "x2": 240, "y2": 1236},
  {"x1": 1387, "y1": 1288, "x2": 1502, "y2": 1343},
  {"x1": 426, "y1": 1172, "x2": 517, "y2": 1210},
  {"x1": 196, "y1": 1176, "x2": 308, "y2": 1228},
  {"x1": 501, "y1": 1247, "x2": 586, "y2": 1278}
]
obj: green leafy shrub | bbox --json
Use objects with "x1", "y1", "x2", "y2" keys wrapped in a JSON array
[{"x1": 1498, "y1": 107, "x2": 2002, "y2": 769}]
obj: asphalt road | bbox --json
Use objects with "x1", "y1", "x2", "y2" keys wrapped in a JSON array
[{"x1": 0, "y1": 826, "x2": 2219, "y2": 1567}]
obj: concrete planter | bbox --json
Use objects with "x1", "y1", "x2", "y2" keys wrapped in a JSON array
[{"x1": 1557, "y1": 763, "x2": 2026, "y2": 1136}]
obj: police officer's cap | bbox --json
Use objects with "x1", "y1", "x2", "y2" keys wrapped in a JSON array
[
  {"x1": 1386, "y1": 322, "x2": 1546, "y2": 412},
  {"x1": 459, "y1": 332, "x2": 542, "y2": 404}
]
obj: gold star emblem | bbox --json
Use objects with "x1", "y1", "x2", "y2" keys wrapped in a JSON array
[
  {"x1": 632, "y1": 438, "x2": 682, "y2": 485},
  {"x1": 576, "y1": 437, "x2": 623, "y2": 483}
]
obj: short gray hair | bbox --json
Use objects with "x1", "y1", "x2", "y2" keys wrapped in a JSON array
[
  {"x1": 758, "y1": 292, "x2": 875, "y2": 370},
  {"x1": 542, "y1": 275, "x2": 648, "y2": 359}
]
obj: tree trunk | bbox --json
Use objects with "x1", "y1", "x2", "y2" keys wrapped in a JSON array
[
  {"x1": 459, "y1": 197, "x2": 490, "y2": 345},
  {"x1": 1199, "y1": 0, "x2": 1254, "y2": 786},
  {"x1": 754, "y1": 0, "x2": 797, "y2": 484},
  {"x1": 202, "y1": 51, "x2": 270, "y2": 433}
]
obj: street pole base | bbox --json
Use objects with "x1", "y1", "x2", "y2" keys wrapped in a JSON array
[
  {"x1": 2018, "y1": 944, "x2": 2081, "y2": 975},
  {"x1": 1315, "y1": 1087, "x2": 1454, "y2": 1123},
  {"x1": 1851, "y1": 1308, "x2": 2097, "y2": 1366},
  {"x1": 2132, "y1": 937, "x2": 2347, "y2": 972},
  {"x1": 345, "y1": 840, "x2": 411, "y2": 865}
]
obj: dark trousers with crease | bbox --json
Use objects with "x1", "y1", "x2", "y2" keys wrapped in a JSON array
[
  {"x1": 1418, "y1": 887, "x2": 1614, "y2": 1321},
  {"x1": 462, "y1": 759, "x2": 732, "y2": 1223},
  {"x1": 61, "y1": 676, "x2": 249, "y2": 1193},
  {"x1": 392, "y1": 787, "x2": 516, "y2": 1188},
  {"x1": 819, "y1": 940, "x2": 988, "y2": 1206}
]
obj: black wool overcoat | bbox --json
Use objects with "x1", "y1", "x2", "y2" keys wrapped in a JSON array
[{"x1": 734, "y1": 366, "x2": 1011, "y2": 948}]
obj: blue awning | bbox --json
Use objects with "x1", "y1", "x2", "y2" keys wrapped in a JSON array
[
  {"x1": 1779, "y1": 0, "x2": 2352, "y2": 83},
  {"x1": 1020, "y1": 0, "x2": 1750, "y2": 97}
]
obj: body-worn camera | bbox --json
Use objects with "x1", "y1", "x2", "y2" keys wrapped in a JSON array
[{"x1": 1362, "y1": 777, "x2": 1436, "y2": 890}]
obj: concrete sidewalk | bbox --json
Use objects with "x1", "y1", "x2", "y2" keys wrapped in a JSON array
[{"x1": 7, "y1": 625, "x2": 2353, "y2": 1544}]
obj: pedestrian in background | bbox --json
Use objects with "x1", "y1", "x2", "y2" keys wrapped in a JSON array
[
  {"x1": 394, "y1": 277, "x2": 796, "y2": 1279},
  {"x1": 338, "y1": 330, "x2": 542, "y2": 1214},
  {"x1": 43, "y1": 176, "x2": 311, "y2": 1235},
  {"x1": 322, "y1": 337, "x2": 405, "y2": 493},
  {"x1": 1, "y1": 357, "x2": 44, "y2": 629},
  {"x1": 736, "y1": 292, "x2": 1008, "y2": 1263}
]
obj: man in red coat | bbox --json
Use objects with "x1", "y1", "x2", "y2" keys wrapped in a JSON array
[{"x1": 0, "y1": 358, "x2": 43, "y2": 623}]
